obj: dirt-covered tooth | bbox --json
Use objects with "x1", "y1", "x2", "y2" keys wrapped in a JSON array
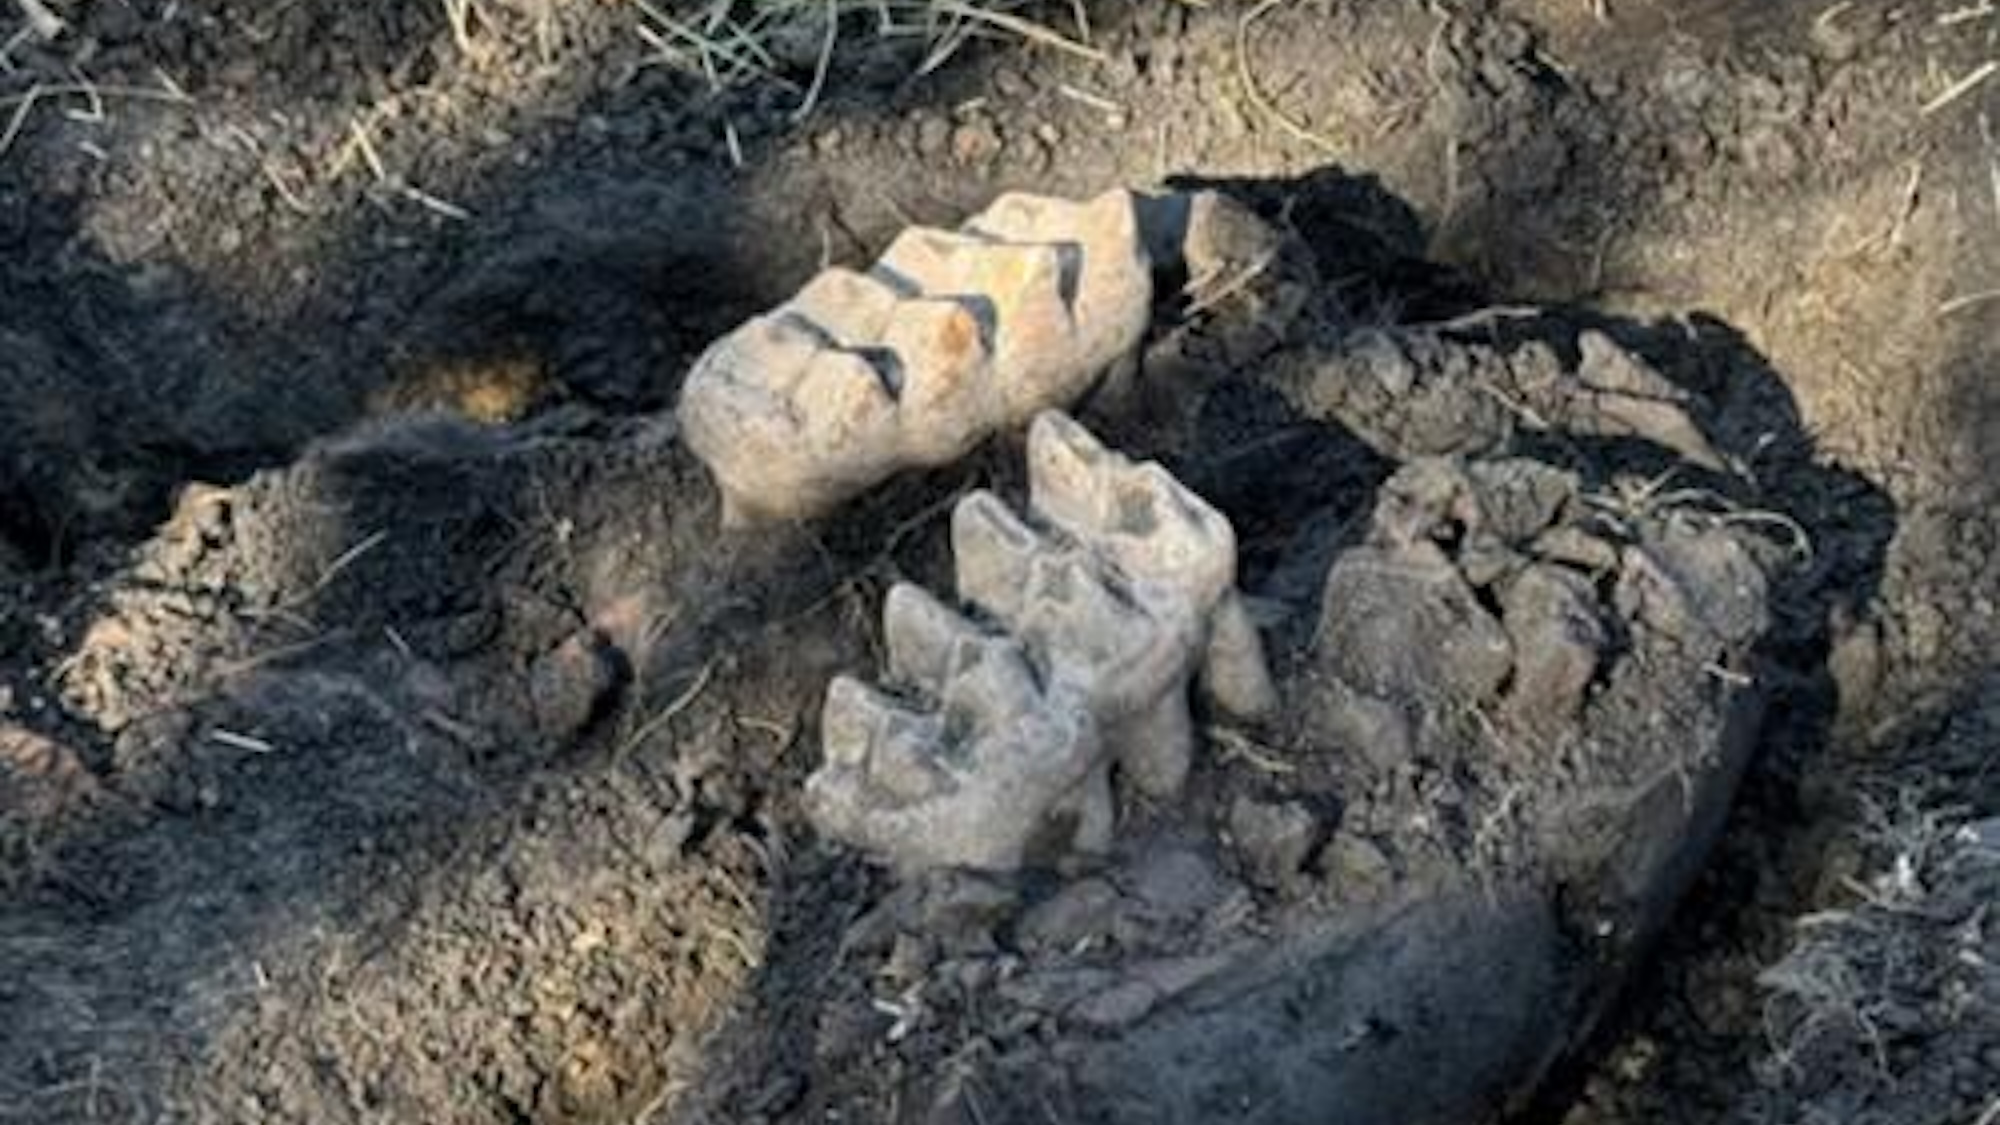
[
  {"x1": 785, "y1": 266, "x2": 904, "y2": 347},
  {"x1": 877, "y1": 297, "x2": 995, "y2": 462}
]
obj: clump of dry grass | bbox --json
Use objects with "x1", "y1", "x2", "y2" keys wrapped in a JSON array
[
  {"x1": 1756, "y1": 786, "x2": 1998, "y2": 1117},
  {"x1": 629, "y1": 0, "x2": 1102, "y2": 120}
]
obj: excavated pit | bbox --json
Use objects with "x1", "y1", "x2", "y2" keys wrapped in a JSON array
[{"x1": 0, "y1": 187, "x2": 1844, "y2": 1125}]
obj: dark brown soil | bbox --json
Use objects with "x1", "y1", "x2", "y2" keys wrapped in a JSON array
[{"x1": 1, "y1": 0, "x2": 1994, "y2": 1122}]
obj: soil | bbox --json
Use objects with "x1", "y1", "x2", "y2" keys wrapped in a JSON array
[{"x1": 1, "y1": 0, "x2": 1995, "y2": 1123}]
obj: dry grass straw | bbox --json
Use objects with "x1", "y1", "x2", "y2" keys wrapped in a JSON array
[
  {"x1": 1759, "y1": 792, "x2": 1997, "y2": 1082},
  {"x1": 1236, "y1": 0, "x2": 1341, "y2": 154},
  {"x1": 0, "y1": 74, "x2": 191, "y2": 160}
]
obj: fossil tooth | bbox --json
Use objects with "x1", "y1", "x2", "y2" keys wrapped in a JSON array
[{"x1": 678, "y1": 190, "x2": 1155, "y2": 527}]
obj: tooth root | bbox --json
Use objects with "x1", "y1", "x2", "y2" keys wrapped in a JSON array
[
  {"x1": 1061, "y1": 764, "x2": 1116, "y2": 855},
  {"x1": 1201, "y1": 591, "x2": 1279, "y2": 720},
  {"x1": 795, "y1": 350, "x2": 899, "y2": 458},
  {"x1": 717, "y1": 489, "x2": 757, "y2": 530},
  {"x1": 1106, "y1": 691, "x2": 1195, "y2": 801},
  {"x1": 951, "y1": 491, "x2": 1044, "y2": 622},
  {"x1": 788, "y1": 267, "x2": 904, "y2": 347}
]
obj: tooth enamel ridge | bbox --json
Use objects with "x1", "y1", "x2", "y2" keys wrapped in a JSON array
[
  {"x1": 805, "y1": 412, "x2": 1272, "y2": 872},
  {"x1": 676, "y1": 190, "x2": 1152, "y2": 527}
]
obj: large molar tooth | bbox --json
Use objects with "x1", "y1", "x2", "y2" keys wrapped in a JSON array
[
  {"x1": 808, "y1": 413, "x2": 1262, "y2": 869},
  {"x1": 786, "y1": 267, "x2": 904, "y2": 347},
  {"x1": 676, "y1": 191, "x2": 1158, "y2": 528},
  {"x1": 1202, "y1": 592, "x2": 1281, "y2": 719}
]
